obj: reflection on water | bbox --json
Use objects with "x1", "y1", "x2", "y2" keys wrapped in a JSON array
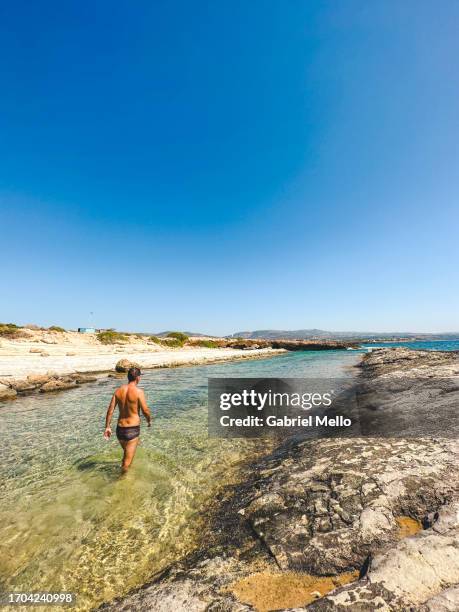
[{"x1": 0, "y1": 351, "x2": 358, "y2": 610}]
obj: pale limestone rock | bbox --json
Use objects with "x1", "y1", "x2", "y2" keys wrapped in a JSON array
[
  {"x1": 423, "y1": 586, "x2": 459, "y2": 611},
  {"x1": 115, "y1": 359, "x2": 141, "y2": 373},
  {"x1": 40, "y1": 379, "x2": 78, "y2": 393},
  {"x1": 0, "y1": 383, "x2": 17, "y2": 401},
  {"x1": 27, "y1": 374, "x2": 51, "y2": 385}
]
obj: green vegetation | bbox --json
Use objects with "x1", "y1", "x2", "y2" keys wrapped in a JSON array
[
  {"x1": 48, "y1": 325, "x2": 66, "y2": 333},
  {"x1": 156, "y1": 331, "x2": 189, "y2": 347},
  {"x1": 190, "y1": 339, "x2": 219, "y2": 348},
  {"x1": 166, "y1": 331, "x2": 189, "y2": 343},
  {"x1": 150, "y1": 333, "x2": 221, "y2": 349},
  {"x1": 163, "y1": 337, "x2": 183, "y2": 347},
  {"x1": 0, "y1": 323, "x2": 24, "y2": 338},
  {"x1": 149, "y1": 335, "x2": 183, "y2": 346},
  {"x1": 97, "y1": 330, "x2": 128, "y2": 344}
]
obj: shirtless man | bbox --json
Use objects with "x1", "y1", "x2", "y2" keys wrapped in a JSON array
[{"x1": 103, "y1": 367, "x2": 152, "y2": 472}]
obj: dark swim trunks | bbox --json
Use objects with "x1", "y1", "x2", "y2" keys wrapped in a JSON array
[{"x1": 116, "y1": 425, "x2": 140, "y2": 441}]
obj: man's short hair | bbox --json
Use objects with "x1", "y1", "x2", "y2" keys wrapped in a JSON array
[{"x1": 127, "y1": 367, "x2": 141, "y2": 382}]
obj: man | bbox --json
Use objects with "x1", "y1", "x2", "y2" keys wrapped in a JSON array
[{"x1": 104, "y1": 367, "x2": 152, "y2": 472}]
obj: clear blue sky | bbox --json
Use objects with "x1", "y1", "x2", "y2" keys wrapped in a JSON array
[{"x1": 1, "y1": 1, "x2": 458, "y2": 335}]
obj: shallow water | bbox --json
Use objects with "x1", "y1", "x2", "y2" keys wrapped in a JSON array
[{"x1": 0, "y1": 350, "x2": 358, "y2": 610}]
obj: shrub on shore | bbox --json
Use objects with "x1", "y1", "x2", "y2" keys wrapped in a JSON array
[
  {"x1": 166, "y1": 331, "x2": 189, "y2": 343},
  {"x1": 149, "y1": 336, "x2": 163, "y2": 344},
  {"x1": 162, "y1": 337, "x2": 183, "y2": 347},
  {"x1": 0, "y1": 323, "x2": 25, "y2": 338},
  {"x1": 97, "y1": 330, "x2": 128, "y2": 344},
  {"x1": 48, "y1": 325, "x2": 66, "y2": 333},
  {"x1": 189, "y1": 339, "x2": 219, "y2": 348}
]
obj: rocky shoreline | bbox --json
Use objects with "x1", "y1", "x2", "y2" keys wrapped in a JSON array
[
  {"x1": 99, "y1": 347, "x2": 459, "y2": 611},
  {"x1": 0, "y1": 329, "x2": 355, "y2": 403},
  {"x1": 0, "y1": 351, "x2": 283, "y2": 402}
]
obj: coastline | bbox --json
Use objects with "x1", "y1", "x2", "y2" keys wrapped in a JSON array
[
  {"x1": 0, "y1": 329, "x2": 286, "y2": 401},
  {"x1": 99, "y1": 347, "x2": 459, "y2": 611},
  {"x1": 0, "y1": 328, "x2": 354, "y2": 401}
]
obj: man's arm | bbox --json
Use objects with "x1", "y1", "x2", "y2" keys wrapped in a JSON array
[
  {"x1": 104, "y1": 393, "x2": 117, "y2": 438},
  {"x1": 139, "y1": 390, "x2": 152, "y2": 427}
]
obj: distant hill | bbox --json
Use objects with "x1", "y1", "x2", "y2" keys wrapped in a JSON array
[{"x1": 229, "y1": 329, "x2": 459, "y2": 341}]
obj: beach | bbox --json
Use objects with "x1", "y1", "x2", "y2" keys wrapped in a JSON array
[
  {"x1": 0, "y1": 328, "x2": 285, "y2": 397},
  {"x1": 0, "y1": 328, "x2": 359, "y2": 401}
]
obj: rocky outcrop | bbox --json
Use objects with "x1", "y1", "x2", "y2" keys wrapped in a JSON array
[
  {"x1": 115, "y1": 359, "x2": 141, "y2": 373},
  {"x1": 270, "y1": 341, "x2": 358, "y2": 351},
  {"x1": 305, "y1": 501, "x2": 459, "y2": 611},
  {"x1": 40, "y1": 378, "x2": 78, "y2": 392},
  {"x1": 228, "y1": 339, "x2": 357, "y2": 351},
  {"x1": 0, "y1": 371, "x2": 98, "y2": 400},
  {"x1": 100, "y1": 348, "x2": 459, "y2": 611},
  {"x1": 233, "y1": 438, "x2": 457, "y2": 575},
  {"x1": 359, "y1": 346, "x2": 458, "y2": 376}
]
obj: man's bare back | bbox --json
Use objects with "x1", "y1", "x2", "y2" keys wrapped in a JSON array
[{"x1": 104, "y1": 367, "x2": 152, "y2": 472}]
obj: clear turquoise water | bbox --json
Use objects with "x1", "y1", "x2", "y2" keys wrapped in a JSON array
[
  {"x1": 0, "y1": 350, "x2": 358, "y2": 610},
  {"x1": 361, "y1": 339, "x2": 459, "y2": 351}
]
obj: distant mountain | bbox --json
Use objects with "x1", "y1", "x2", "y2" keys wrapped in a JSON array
[{"x1": 229, "y1": 329, "x2": 459, "y2": 341}]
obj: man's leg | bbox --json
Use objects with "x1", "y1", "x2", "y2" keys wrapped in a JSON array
[{"x1": 119, "y1": 438, "x2": 140, "y2": 472}]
